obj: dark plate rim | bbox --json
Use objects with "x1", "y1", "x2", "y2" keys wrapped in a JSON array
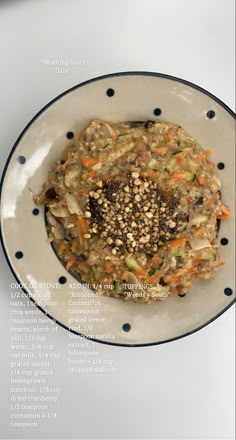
[{"x1": 0, "y1": 70, "x2": 235, "y2": 347}]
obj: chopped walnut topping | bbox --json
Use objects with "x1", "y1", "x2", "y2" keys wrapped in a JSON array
[{"x1": 85, "y1": 174, "x2": 185, "y2": 254}]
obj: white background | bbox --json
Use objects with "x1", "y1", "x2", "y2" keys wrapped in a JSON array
[{"x1": 0, "y1": 0, "x2": 235, "y2": 439}]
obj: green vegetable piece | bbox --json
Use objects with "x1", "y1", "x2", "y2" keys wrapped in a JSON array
[
  {"x1": 125, "y1": 255, "x2": 141, "y2": 271},
  {"x1": 118, "y1": 132, "x2": 131, "y2": 138},
  {"x1": 113, "y1": 279, "x2": 121, "y2": 292},
  {"x1": 91, "y1": 268, "x2": 98, "y2": 285},
  {"x1": 185, "y1": 172, "x2": 196, "y2": 182},
  {"x1": 172, "y1": 150, "x2": 183, "y2": 155},
  {"x1": 164, "y1": 157, "x2": 176, "y2": 173}
]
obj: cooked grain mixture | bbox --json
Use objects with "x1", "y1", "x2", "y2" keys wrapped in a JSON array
[{"x1": 34, "y1": 119, "x2": 230, "y2": 302}]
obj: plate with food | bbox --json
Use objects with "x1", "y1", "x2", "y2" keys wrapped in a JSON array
[{"x1": 0, "y1": 72, "x2": 235, "y2": 346}]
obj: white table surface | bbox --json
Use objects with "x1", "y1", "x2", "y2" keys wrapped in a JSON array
[{"x1": 0, "y1": 1, "x2": 235, "y2": 439}]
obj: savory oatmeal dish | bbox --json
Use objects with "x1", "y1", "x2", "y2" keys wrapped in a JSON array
[{"x1": 34, "y1": 119, "x2": 230, "y2": 302}]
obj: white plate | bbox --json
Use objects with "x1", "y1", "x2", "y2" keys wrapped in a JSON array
[{"x1": 0, "y1": 72, "x2": 235, "y2": 346}]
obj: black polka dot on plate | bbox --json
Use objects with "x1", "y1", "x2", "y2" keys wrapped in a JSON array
[
  {"x1": 122, "y1": 323, "x2": 131, "y2": 332},
  {"x1": 224, "y1": 288, "x2": 233, "y2": 296},
  {"x1": 32, "y1": 208, "x2": 40, "y2": 216},
  {"x1": 66, "y1": 131, "x2": 74, "y2": 139},
  {"x1": 153, "y1": 108, "x2": 162, "y2": 116},
  {"x1": 17, "y1": 156, "x2": 26, "y2": 164},
  {"x1": 15, "y1": 251, "x2": 23, "y2": 259},
  {"x1": 178, "y1": 294, "x2": 186, "y2": 298},
  {"x1": 106, "y1": 88, "x2": 115, "y2": 97},
  {"x1": 207, "y1": 110, "x2": 215, "y2": 119},
  {"x1": 217, "y1": 162, "x2": 225, "y2": 170},
  {"x1": 58, "y1": 276, "x2": 67, "y2": 285},
  {"x1": 220, "y1": 238, "x2": 228, "y2": 246}
]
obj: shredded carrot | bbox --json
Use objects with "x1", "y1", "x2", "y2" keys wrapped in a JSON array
[
  {"x1": 78, "y1": 189, "x2": 87, "y2": 197},
  {"x1": 197, "y1": 175, "x2": 206, "y2": 186},
  {"x1": 217, "y1": 214, "x2": 229, "y2": 220},
  {"x1": 204, "y1": 150, "x2": 212, "y2": 158},
  {"x1": 134, "y1": 268, "x2": 147, "y2": 278},
  {"x1": 58, "y1": 242, "x2": 69, "y2": 254},
  {"x1": 221, "y1": 204, "x2": 230, "y2": 216},
  {"x1": 81, "y1": 170, "x2": 97, "y2": 180},
  {"x1": 144, "y1": 271, "x2": 162, "y2": 285},
  {"x1": 176, "y1": 152, "x2": 186, "y2": 164},
  {"x1": 155, "y1": 146, "x2": 169, "y2": 155},
  {"x1": 163, "y1": 274, "x2": 182, "y2": 283},
  {"x1": 195, "y1": 153, "x2": 204, "y2": 164},
  {"x1": 189, "y1": 267, "x2": 198, "y2": 274},
  {"x1": 217, "y1": 204, "x2": 230, "y2": 219},
  {"x1": 81, "y1": 157, "x2": 102, "y2": 168},
  {"x1": 191, "y1": 259, "x2": 202, "y2": 267},
  {"x1": 168, "y1": 237, "x2": 190, "y2": 247},
  {"x1": 119, "y1": 272, "x2": 128, "y2": 280},
  {"x1": 146, "y1": 255, "x2": 161, "y2": 269},
  {"x1": 213, "y1": 261, "x2": 224, "y2": 267},
  {"x1": 195, "y1": 228, "x2": 205, "y2": 238},
  {"x1": 66, "y1": 259, "x2": 76, "y2": 270},
  {"x1": 209, "y1": 161, "x2": 215, "y2": 168},
  {"x1": 191, "y1": 255, "x2": 207, "y2": 261},
  {"x1": 103, "y1": 260, "x2": 113, "y2": 274},
  {"x1": 169, "y1": 172, "x2": 187, "y2": 180},
  {"x1": 163, "y1": 133, "x2": 173, "y2": 142},
  {"x1": 77, "y1": 216, "x2": 87, "y2": 245},
  {"x1": 142, "y1": 170, "x2": 158, "y2": 178}
]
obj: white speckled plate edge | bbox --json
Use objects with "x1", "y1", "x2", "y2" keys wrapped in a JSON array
[{"x1": 0, "y1": 71, "x2": 235, "y2": 347}]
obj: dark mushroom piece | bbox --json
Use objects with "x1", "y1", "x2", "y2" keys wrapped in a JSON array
[
  {"x1": 216, "y1": 218, "x2": 221, "y2": 237},
  {"x1": 144, "y1": 120, "x2": 155, "y2": 129},
  {"x1": 194, "y1": 196, "x2": 204, "y2": 205},
  {"x1": 127, "y1": 121, "x2": 145, "y2": 128},
  {"x1": 45, "y1": 188, "x2": 58, "y2": 199}
]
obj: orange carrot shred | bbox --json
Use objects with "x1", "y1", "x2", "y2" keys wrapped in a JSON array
[
  {"x1": 81, "y1": 170, "x2": 97, "y2": 180},
  {"x1": 217, "y1": 214, "x2": 229, "y2": 220},
  {"x1": 66, "y1": 259, "x2": 76, "y2": 270},
  {"x1": 176, "y1": 152, "x2": 186, "y2": 164},
  {"x1": 169, "y1": 172, "x2": 187, "y2": 180},
  {"x1": 81, "y1": 157, "x2": 101, "y2": 168},
  {"x1": 77, "y1": 216, "x2": 87, "y2": 245},
  {"x1": 163, "y1": 274, "x2": 182, "y2": 283},
  {"x1": 197, "y1": 175, "x2": 206, "y2": 186},
  {"x1": 144, "y1": 271, "x2": 162, "y2": 285},
  {"x1": 168, "y1": 237, "x2": 190, "y2": 247},
  {"x1": 134, "y1": 269, "x2": 147, "y2": 278},
  {"x1": 155, "y1": 146, "x2": 169, "y2": 155},
  {"x1": 195, "y1": 153, "x2": 204, "y2": 164},
  {"x1": 163, "y1": 133, "x2": 173, "y2": 142},
  {"x1": 213, "y1": 261, "x2": 224, "y2": 267},
  {"x1": 103, "y1": 260, "x2": 113, "y2": 274}
]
